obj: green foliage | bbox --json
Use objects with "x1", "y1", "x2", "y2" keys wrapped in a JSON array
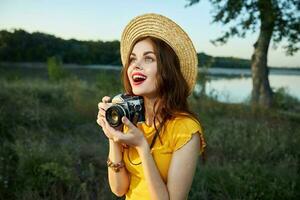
[
  {"x1": 0, "y1": 75, "x2": 119, "y2": 199},
  {"x1": 188, "y1": 92, "x2": 300, "y2": 200},
  {"x1": 47, "y1": 56, "x2": 68, "y2": 82},
  {"x1": 190, "y1": 162, "x2": 298, "y2": 199},
  {"x1": 273, "y1": 87, "x2": 300, "y2": 111},
  {"x1": 0, "y1": 29, "x2": 121, "y2": 65},
  {"x1": 0, "y1": 141, "x2": 18, "y2": 200},
  {"x1": 0, "y1": 69, "x2": 299, "y2": 199},
  {"x1": 198, "y1": 52, "x2": 251, "y2": 68},
  {"x1": 186, "y1": 0, "x2": 300, "y2": 55},
  {"x1": 0, "y1": 29, "x2": 279, "y2": 69},
  {"x1": 95, "y1": 70, "x2": 123, "y2": 95}
]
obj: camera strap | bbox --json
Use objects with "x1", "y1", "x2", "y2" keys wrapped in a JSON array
[
  {"x1": 149, "y1": 121, "x2": 165, "y2": 150},
  {"x1": 150, "y1": 128, "x2": 160, "y2": 150},
  {"x1": 127, "y1": 118, "x2": 164, "y2": 165}
]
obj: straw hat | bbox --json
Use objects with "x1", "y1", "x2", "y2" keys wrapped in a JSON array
[{"x1": 120, "y1": 13, "x2": 198, "y2": 94}]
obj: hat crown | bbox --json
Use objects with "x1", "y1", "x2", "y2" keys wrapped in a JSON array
[{"x1": 121, "y1": 13, "x2": 198, "y2": 95}]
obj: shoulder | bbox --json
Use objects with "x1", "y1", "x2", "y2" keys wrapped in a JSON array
[
  {"x1": 166, "y1": 115, "x2": 203, "y2": 134},
  {"x1": 164, "y1": 114, "x2": 206, "y2": 154}
]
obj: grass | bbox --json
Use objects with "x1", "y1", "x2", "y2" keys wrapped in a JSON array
[{"x1": 0, "y1": 67, "x2": 300, "y2": 199}]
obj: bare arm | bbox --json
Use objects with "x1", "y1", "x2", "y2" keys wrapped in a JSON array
[
  {"x1": 107, "y1": 140, "x2": 130, "y2": 197},
  {"x1": 167, "y1": 133, "x2": 200, "y2": 200},
  {"x1": 137, "y1": 133, "x2": 200, "y2": 200},
  {"x1": 97, "y1": 96, "x2": 130, "y2": 197},
  {"x1": 102, "y1": 117, "x2": 170, "y2": 199},
  {"x1": 101, "y1": 117, "x2": 201, "y2": 199},
  {"x1": 137, "y1": 142, "x2": 170, "y2": 200}
]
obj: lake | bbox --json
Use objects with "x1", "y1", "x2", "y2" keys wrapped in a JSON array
[
  {"x1": 1, "y1": 64, "x2": 299, "y2": 103},
  {"x1": 193, "y1": 67, "x2": 300, "y2": 103},
  {"x1": 197, "y1": 74, "x2": 300, "y2": 103}
]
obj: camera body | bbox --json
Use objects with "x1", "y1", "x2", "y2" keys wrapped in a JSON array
[{"x1": 105, "y1": 94, "x2": 145, "y2": 127}]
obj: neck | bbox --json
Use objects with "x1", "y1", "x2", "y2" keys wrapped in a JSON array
[{"x1": 143, "y1": 96, "x2": 160, "y2": 127}]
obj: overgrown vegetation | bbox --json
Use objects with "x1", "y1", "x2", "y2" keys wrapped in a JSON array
[
  {"x1": 0, "y1": 29, "x2": 121, "y2": 65},
  {"x1": 0, "y1": 68, "x2": 299, "y2": 199},
  {"x1": 2, "y1": 29, "x2": 295, "y2": 69},
  {"x1": 47, "y1": 56, "x2": 68, "y2": 82}
]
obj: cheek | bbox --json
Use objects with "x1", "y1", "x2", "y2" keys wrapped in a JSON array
[
  {"x1": 151, "y1": 66, "x2": 158, "y2": 81},
  {"x1": 147, "y1": 63, "x2": 158, "y2": 75},
  {"x1": 127, "y1": 68, "x2": 131, "y2": 80},
  {"x1": 147, "y1": 69, "x2": 158, "y2": 86}
]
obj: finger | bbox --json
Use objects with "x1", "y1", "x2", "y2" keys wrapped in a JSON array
[
  {"x1": 112, "y1": 132, "x2": 130, "y2": 143},
  {"x1": 102, "y1": 127, "x2": 111, "y2": 139},
  {"x1": 96, "y1": 118, "x2": 101, "y2": 126},
  {"x1": 102, "y1": 96, "x2": 111, "y2": 103},
  {"x1": 99, "y1": 109, "x2": 106, "y2": 117},
  {"x1": 122, "y1": 117, "x2": 137, "y2": 130},
  {"x1": 104, "y1": 120, "x2": 128, "y2": 141},
  {"x1": 98, "y1": 116, "x2": 106, "y2": 125},
  {"x1": 97, "y1": 118, "x2": 103, "y2": 127},
  {"x1": 98, "y1": 117, "x2": 107, "y2": 127},
  {"x1": 102, "y1": 117, "x2": 132, "y2": 143},
  {"x1": 98, "y1": 102, "x2": 108, "y2": 110},
  {"x1": 98, "y1": 117, "x2": 109, "y2": 130},
  {"x1": 100, "y1": 119, "x2": 114, "y2": 139}
]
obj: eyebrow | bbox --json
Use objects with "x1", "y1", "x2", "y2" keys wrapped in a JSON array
[{"x1": 130, "y1": 51, "x2": 155, "y2": 56}]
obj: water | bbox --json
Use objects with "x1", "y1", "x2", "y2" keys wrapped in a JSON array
[
  {"x1": 200, "y1": 74, "x2": 300, "y2": 103},
  {"x1": 1, "y1": 64, "x2": 299, "y2": 103}
]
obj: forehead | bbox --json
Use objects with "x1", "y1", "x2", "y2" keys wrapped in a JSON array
[{"x1": 131, "y1": 38, "x2": 155, "y2": 55}]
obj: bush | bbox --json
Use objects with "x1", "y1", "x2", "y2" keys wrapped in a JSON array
[
  {"x1": 0, "y1": 141, "x2": 18, "y2": 200},
  {"x1": 47, "y1": 56, "x2": 68, "y2": 82},
  {"x1": 273, "y1": 87, "x2": 300, "y2": 111},
  {"x1": 0, "y1": 77, "x2": 119, "y2": 199},
  {"x1": 0, "y1": 70, "x2": 299, "y2": 199}
]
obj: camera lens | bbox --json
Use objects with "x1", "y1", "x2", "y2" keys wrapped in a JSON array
[
  {"x1": 111, "y1": 110, "x2": 119, "y2": 122},
  {"x1": 106, "y1": 105, "x2": 126, "y2": 127}
]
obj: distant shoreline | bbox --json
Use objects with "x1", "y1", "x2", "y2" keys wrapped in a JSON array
[{"x1": 1, "y1": 62, "x2": 300, "y2": 76}]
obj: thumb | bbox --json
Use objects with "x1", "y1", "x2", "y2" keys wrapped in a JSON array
[{"x1": 122, "y1": 116, "x2": 136, "y2": 130}]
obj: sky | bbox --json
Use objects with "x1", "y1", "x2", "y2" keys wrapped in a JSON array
[{"x1": 0, "y1": 0, "x2": 299, "y2": 67}]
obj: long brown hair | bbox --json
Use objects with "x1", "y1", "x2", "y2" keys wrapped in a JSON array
[{"x1": 122, "y1": 36, "x2": 198, "y2": 145}]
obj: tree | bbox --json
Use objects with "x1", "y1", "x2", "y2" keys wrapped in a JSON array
[
  {"x1": 186, "y1": 0, "x2": 300, "y2": 108},
  {"x1": 0, "y1": 29, "x2": 122, "y2": 65}
]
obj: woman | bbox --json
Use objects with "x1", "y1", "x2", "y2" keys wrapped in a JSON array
[{"x1": 97, "y1": 13, "x2": 206, "y2": 200}]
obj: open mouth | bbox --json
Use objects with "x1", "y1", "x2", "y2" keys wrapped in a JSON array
[{"x1": 132, "y1": 73, "x2": 147, "y2": 85}]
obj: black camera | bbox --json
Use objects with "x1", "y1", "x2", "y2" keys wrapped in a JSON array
[{"x1": 105, "y1": 94, "x2": 145, "y2": 127}]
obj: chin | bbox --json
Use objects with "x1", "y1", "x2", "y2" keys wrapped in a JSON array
[
  {"x1": 132, "y1": 89, "x2": 144, "y2": 96},
  {"x1": 133, "y1": 90, "x2": 158, "y2": 100}
]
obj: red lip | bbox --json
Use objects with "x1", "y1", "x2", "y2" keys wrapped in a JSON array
[
  {"x1": 132, "y1": 81, "x2": 144, "y2": 86},
  {"x1": 131, "y1": 72, "x2": 147, "y2": 86},
  {"x1": 132, "y1": 72, "x2": 147, "y2": 77}
]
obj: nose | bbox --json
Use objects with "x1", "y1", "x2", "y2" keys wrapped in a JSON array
[{"x1": 133, "y1": 59, "x2": 143, "y2": 70}]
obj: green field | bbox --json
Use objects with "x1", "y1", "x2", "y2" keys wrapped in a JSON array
[{"x1": 1, "y1": 66, "x2": 300, "y2": 200}]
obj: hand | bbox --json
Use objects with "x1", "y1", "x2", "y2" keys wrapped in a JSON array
[
  {"x1": 102, "y1": 116, "x2": 148, "y2": 150},
  {"x1": 96, "y1": 96, "x2": 115, "y2": 140}
]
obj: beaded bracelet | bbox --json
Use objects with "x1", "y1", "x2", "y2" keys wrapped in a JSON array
[{"x1": 107, "y1": 158, "x2": 125, "y2": 172}]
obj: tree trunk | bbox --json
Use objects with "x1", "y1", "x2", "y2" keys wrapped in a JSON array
[{"x1": 251, "y1": 0, "x2": 274, "y2": 108}]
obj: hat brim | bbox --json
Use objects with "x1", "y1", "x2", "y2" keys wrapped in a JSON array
[{"x1": 120, "y1": 13, "x2": 198, "y2": 94}]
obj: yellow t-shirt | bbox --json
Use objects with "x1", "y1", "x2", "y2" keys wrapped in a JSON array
[{"x1": 122, "y1": 116, "x2": 206, "y2": 200}]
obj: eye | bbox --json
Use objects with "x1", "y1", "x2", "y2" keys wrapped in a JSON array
[
  {"x1": 145, "y1": 57, "x2": 154, "y2": 63},
  {"x1": 129, "y1": 57, "x2": 136, "y2": 64}
]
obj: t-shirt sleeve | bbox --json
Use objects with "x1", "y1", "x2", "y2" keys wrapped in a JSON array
[{"x1": 171, "y1": 117, "x2": 206, "y2": 155}]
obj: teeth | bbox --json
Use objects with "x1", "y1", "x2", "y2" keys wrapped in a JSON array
[{"x1": 132, "y1": 75, "x2": 146, "y2": 81}]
